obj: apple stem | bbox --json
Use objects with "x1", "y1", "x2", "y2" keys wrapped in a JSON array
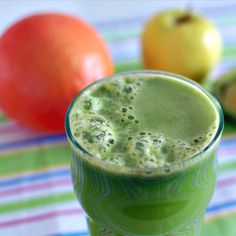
[{"x1": 176, "y1": 14, "x2": 192, "y2": 24}]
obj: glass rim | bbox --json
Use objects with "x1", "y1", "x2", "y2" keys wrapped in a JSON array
[{"x1": 65, "y1": 70, "x2": 224, "y2": 177}]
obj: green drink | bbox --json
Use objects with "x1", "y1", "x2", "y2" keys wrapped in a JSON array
[{"x1": 65, "y1": 71, "x2": 223, "y2": 236}]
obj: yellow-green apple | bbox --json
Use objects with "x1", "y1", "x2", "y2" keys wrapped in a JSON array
[{"x1": 141, "y1": 9, "x2": 222, "y2": 83}]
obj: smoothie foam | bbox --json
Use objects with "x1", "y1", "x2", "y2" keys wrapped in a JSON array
[{"x1": 69, "y1": 72, "x2": 219, "y2": 172}]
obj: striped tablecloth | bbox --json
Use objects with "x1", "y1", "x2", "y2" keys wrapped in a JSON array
[{"x1": 1, "y1": 4, "x2": 236, "y2": 236}]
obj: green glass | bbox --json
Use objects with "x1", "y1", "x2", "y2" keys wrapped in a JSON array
[{"x1": 65, "y1": 71, "x2": 224, "y2": 236}]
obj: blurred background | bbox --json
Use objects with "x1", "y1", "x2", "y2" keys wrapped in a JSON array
[
  {"x1": 0, "y1": 0, "x2": 236, "y2": 75},
  {"x1": 1, "y1": 1, "x2": 236, "y2": 236}
]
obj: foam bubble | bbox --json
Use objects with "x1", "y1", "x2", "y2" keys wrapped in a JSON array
[
  {"x1": 71, "y1": 114, "x2": 116, "y2": 156},
  {"x1": 123, "y1": 85, "x2": 133, "y2": 94},
  {"x1": 70, "y1": 111, "x2": 80, "y2": 124},
  {"x1": 105, "y1": 154, "x2": 125, "y2": 166},
  {"x1": 112, "y1": 130, "x2": 216, "y2": 168},
  {"x1": 125, "y1": 133, "x2": 170, "y2": 168},
  {"x1": 79, "y1": 96, "x2": 101, "y2": 112},
  {"x1": 121, "y1": 107, "x2": 128, "y2": 113},
  {"x1": 128, "y1": 115, "x2": 135, "y2": 120}
]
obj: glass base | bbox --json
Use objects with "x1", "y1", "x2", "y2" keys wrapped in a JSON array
[
  {"x1": 87, "y1": 218, "x2": 123, "y2": 236},
  {"x1": 87, "y1": 218, "x2": 202, "y2": 236}
]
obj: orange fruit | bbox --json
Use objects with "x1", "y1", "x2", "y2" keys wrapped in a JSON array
[{"x1": 0, "y1": 13, "x2": 114, "y2": 132}]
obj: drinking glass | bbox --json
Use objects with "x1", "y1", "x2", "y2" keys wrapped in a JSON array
[{"x1": 65, "y1": 71, "x2": 224, "y2": 236}]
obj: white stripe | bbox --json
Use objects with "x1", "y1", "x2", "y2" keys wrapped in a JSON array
[
  {"x1": 0, "y1": 184, "x2": 74, "y2": 205},
  {"x1": 210, "y1": 181, "x2": 236, "y2": 206},
  {"x1": 208, "y1": 170, "x2": 236, "y2": 207},
  {"x1": 210, "y1": 188, "x2": 236, "y2": 208},
  {"x1": 217, "y1": 169, "x2": 236, "y2": 182},
  {"x1": 0, "y1": 213, "x2": 87, "y2": 236},
  {"x1": 0, "y1": 201, "x2": 87, "y2": 236},
  {"x1": 218, "y1": 153, "x2": 236, "y2": 165}
]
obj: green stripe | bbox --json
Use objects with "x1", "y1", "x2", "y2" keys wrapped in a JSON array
[
  {"x1": 0, "y1": 192, "x2": 75, "y2": 214},
  {"x1": 223, "y1": 45, "x2": 236, "y2": 58},
  {"x1": 0, "y1": 144, "x2": 71, "y2": 177},
  {"x1": 203, "y1": 212, "x2": 236, "y2": 235},
  {"x1": 103, "y1": 30, "x2": 139, "y2": 42},
  {"x1": 0, "y1": 113, "x2": 8, "y2": 124},
  {"x1": 115, "y1": 60, "x2": 142, "y2": 72},
  {"x1": 218, "y1": 161, "x2": 236, "y2": 173}
]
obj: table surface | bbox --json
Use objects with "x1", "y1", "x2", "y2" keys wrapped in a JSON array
[{"x1": 1, "y1": 4, "x2": 236, "y2": 236}]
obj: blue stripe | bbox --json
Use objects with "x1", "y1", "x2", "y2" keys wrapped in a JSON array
[
  {"x1": 0, "y1": 168, "x2": 70, "y2": 188},
  {"x1": 207, "y1": 200, "x2": 236, "y2": 213},
  {"x1": 0, "y1": 133, "x2": 67, "y2": 151},
  {"x1": 50, "y1": 233, "x2": 88, "y2": 236},
  {"x1": 219, "y1": 137, "x2": 236, "y2": 148}
]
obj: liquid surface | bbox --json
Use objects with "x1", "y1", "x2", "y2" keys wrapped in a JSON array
[{"x1": 69, "y1": 72, "x2": 218, "y2": 169}]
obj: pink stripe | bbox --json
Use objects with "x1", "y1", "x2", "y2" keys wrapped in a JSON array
[
  {"x1": 0, "y1": 121, "x2": 52, "y2": 136},
  {"x1": 217, "y1": 175, "x2": 236, "y2": 188},
  {"x1": 218, "y1": 146, "x2": 236, "y2": 156},
  {"x1": 0, "y1": 208, "x2": 84, "y2": 228},
  {"x1": 0, "y1": 122, "x2": 23, "y2": 134},
  {"x1": 0, "y1": 178, "x2": 72, "y2": 197}
]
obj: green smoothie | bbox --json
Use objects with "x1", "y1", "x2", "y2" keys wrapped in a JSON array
[{"x1": 66, "y1": 71, "x2": 223, "y2": 236}]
